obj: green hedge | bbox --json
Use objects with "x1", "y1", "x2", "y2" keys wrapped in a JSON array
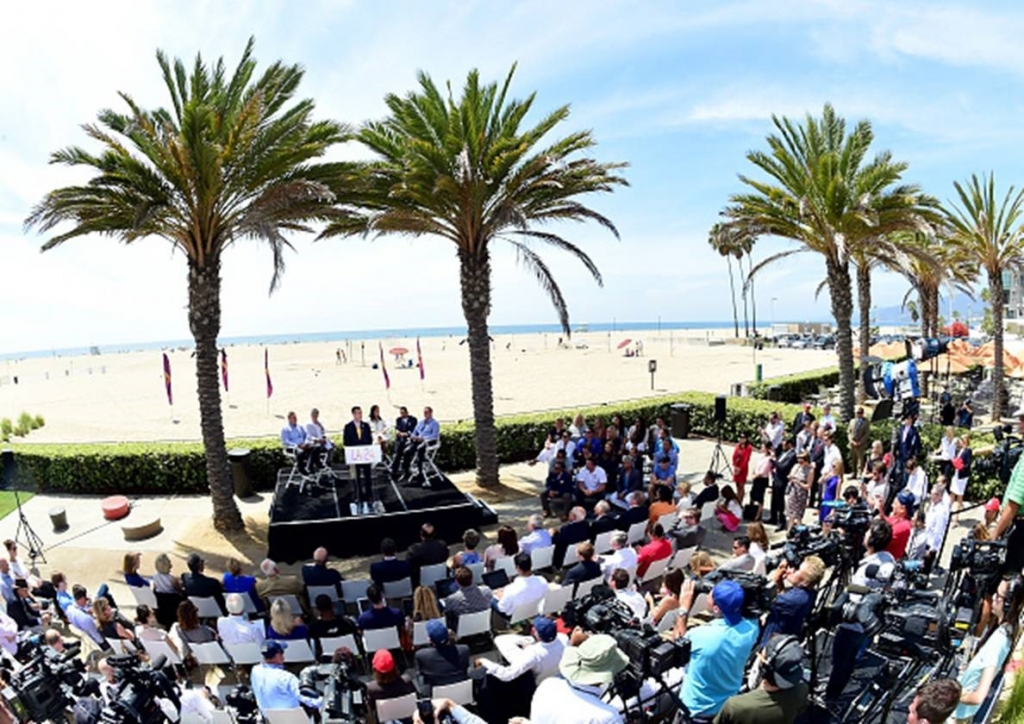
[
  {"x1": 7, "y1": 393, "x2": 1004, "y2": 501},
  {"x1": 748, "y1": 368, "x2": 840, "y2": 403}
]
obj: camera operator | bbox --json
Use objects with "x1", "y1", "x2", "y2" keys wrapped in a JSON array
[
  {"x1": 851, "y1": 519, "x2": 896, "y2": 589},
  {"x1": 530, "y1": 632, "x2": 628, "y2": 724},
  {"x1": 713, "y1": 634, "x2": 808, "y2": 724},
  {"x1": 415, "y1": 696, "x2": 488, "y2": 724},
  {"x1": 250, "y1": 640, "x2": 323, "y2": 712},
  {"x1": 671, "y1": 579, "x2": 759, "y2": 720},
  {"x1": 760, "y1": 555, "x2": 825, "y2": 644},
  {"x1": 869, "y1": 490, "x2": 914, "y2": 560},
  {"x1": 993, "y1": 408, "x2": 1024, "y2": 573}
]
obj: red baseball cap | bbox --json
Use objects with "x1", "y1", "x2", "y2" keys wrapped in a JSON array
[
  {"x1": 985, "y1": 498, "x2": 1001, "y2": 513},
  {"x1": 372, "y1": 649, "x2": 395, "y2": 674}
]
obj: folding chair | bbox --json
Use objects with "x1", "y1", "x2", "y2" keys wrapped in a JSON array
[
  {"x1": 383, "y1": 578, "x2": 413, "y2": 601},
  {"x1": 413, "y1": 617, "x2": 446, "y2": 647},
  {"x1": 189, "y1": 596, "x2": 224, "y2": 619},
  {"x1": 376, "y1": 693, "x2": 417, "y2": 722},
  {"x1": 341, "y1": 579, "x2": 371, "y2": 605},
  {"x1": 264, "y1": 709, "x2": 311, "y2": 724},
  {"x1": 641, "y1": 557, "x2": 670, "y2": 586},
  {"x1": 105, "y1": 638, "x2": 136, "y2": 656},
  {"x1": 593, "y1": 531, "x2": 615, "y2": 554},
  {"x1": 224, "y1": 641, "x2": 261, "y2": 666},
  {"x1": 455, "y1": 609, "x2": 491, "y2": 640},
  {"x1": 656, "y1": 609, "x2": 680, "y2": 633},
  {"x1": 466, "y1": 562, "x2": 485, "y2": 585},
  {"x1": 418, "y1": 438, "x2": 443, "y2": 482},
  {"x1": 560, "y1": 547, "x2": 579, "y2": 569},
  {"x1": 531, "y1": 546, "x2": 555, "y2": 572},
  {"x1": 284, "y1": 639, "x2": 316, "y2": 664},
  {"x1": 668, "y1": 546, "x2": 696, "y2": 572},
  {"x1": 362, "y1": 626, "x2": 401, "y2": 654},
  {"x1": 700, "y1": 501, "x2": 718, "y2": 523},
  {"x1": 283, "y1": 446, "x2": 313, "y2": 493},
  {"x1": 433, "y1": 679, "x2": 474, "y2": 706},
  {"x1": 127, "y1": 585, "x2": 158, "y2": 609},
  {"x1": 574, "y1": 577, "x2": 602, "y2": 600},
  {"x1": 189, "y1": 641, "x2": 231, "y2": 666},
  {"x1": 306, "y1": 585, "x2": 340, "y2": 604},
  {"x1": 317, "y1": 634, "x2": 359, "y2": 662},
  {"x1": 493, "y1": 557, "x2": 516, "y2": 581},
  {"x1": 419, "y1": 563, "x2": 449, "y2": 590},
  {"x1": 538, "y1": 585, "x2": 572, "y2": 616},
  {"x1": 690, "y1": 593, "x2": 709, "y2": 617},
  {"x1": 509, "y1": 598, "x2": 543, "y2": 625},
  {"x1": 656, "y1": 513, "x2": 678, "y2": 533},
  {"x1": 140, "y1": 639, "x2": 181, "y2": 666},
  {"x1": 270, "y1": 594, "x2": 304, "y2": 616},
  {"x1": 627, "y1": 520, "x2": 648, "y2": 546}
]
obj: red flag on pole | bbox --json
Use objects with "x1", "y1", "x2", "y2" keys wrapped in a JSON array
[
  {"x1": 416, "y1": 337, "x2": 425, "y2": 381},
  {"x1": 264, "y1": 348, "x2": 273, "y2": 398},
  {"x1": 220, "y1": 349, "x2": 229, "y2": 392},
  {"x1": 162, "y1": 353, "x2": 173, "y2": 406},
  {"x1": 379, "y1": 342, "x2": 390, "y2": 390}
]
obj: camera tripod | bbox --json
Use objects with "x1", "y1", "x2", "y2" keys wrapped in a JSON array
[
  {"x1": 13, "y1": 487, "x2": 45, "y2": 565},
  {"x1": 707, "y1": 425, "x2": 733, "y2": 479}
]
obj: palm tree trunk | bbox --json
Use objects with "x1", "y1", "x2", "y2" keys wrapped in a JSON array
[
  {"x1": 827, "y1": 258, "x2": 856, "y2": 421},
  {"x1": 990, "y1": 270, "x2": 1006, "y2": 420},
  {"x1": 856, "y1": 259, "x2": 871, "y2": 404},
  {"x1": 726, "y1": 257, "x2": 739, "y2": 338},
  {"x1": 929, "y1": 285, "x2": 941, "y2": 338},
  {"x1": 187, "y1": 258, "x2": 244, "y2": 533},
  {"x1": 459, "y1": 248, "x2": 499, "y2": 487},
  {"x1": 740, "y1": 257, "x2": 750, "y2": 337},
  {"x1": 747, "y1": 252, "x2": 758, "y2": 335}
]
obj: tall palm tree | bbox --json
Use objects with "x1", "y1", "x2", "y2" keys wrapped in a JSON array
[
  {"x1": 26, "y1": 39, "x2": 351, "y2": 532},
  {"x1": 897, "y1": 233, "x2": 974, "y2": 339},
  {"x1": 941, "y1": 173, "x2": 1024, "y2": 420},
  {"x1": 709, "y1": 223, "x2": 741, "y2": 338},
  {"x1": 323, "y1": 66, "x2": 626, "y2": 488},
  {"x1": 725, "y1": 104, "x2": 933, "y2": 420}
]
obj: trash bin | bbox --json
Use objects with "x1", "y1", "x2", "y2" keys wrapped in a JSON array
[
  {"x1": 228, "y1": 448, "x2": 254, "y2": 498},
  {"x1": 49, "y1": 506, "x2": 68, "y2": 532},
  {"x1": 767, "y1": 385, "x2": 782, "y2": 402},
  {"x1": 671, "y1": 403, "x2": 692, "y2": 439}
]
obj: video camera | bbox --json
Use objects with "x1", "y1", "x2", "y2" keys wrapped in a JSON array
[
  {"x1": 224, "y1": 686, "x2": 260, "y2": 723},
  {"x1": 0, "y1": 638, "x2": 95, "y2": 722},
  {"x1": 770, "y1": 524, "x2": 843, "y2": 571},
  {"x1": 693, "y1": 570, "x2": 773, "y2": 619},
  {"x1": 100, "y1": 652, "x2": 179, "y2": 724},
  {"x1": 950, "y1": 537, "x2": 1007, "y2": 578},
  {"x1": 299, "y1": 658, "x2": 367, "y2": 723},
  {"x1": 838, "y1": 586, "x2": 951, "y2": 660},
  {"x1": 974, "y1": 425, "x2": 1024, "y2": 486}
]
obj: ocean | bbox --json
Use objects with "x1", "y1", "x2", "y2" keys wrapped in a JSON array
[{"x1": 2, "y1": 320, "x2": 751, "y2": 360}]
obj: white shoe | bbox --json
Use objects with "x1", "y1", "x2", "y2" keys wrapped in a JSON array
[
  {"x1": 361, "y1": 502, "x2": 370, "y2": 515},
  {"x1": 349, "y1": 502, "x2": 358, "y2": 516},
  {"x1": 373, "y1": 501, "x2": 385, "y2": 514}
]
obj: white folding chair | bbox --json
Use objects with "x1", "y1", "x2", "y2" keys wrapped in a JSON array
[
  {"x1": 509, "y1": 598, "x2": 542, "y2": 625},
  {"x1": 105, "y1": 638, "x2": 136, "y2": 655},
  {"x1": 383, "y1": 578, "x2": 413, "y2": 600},
  {"x1": 531, "y1": 545, "x2": 555, "y2": 572},
  {"x1": 593, "y1": 531, "x2": 615, "y2": 554},
  {"x1": 264, "y1": 709, "x2": 311, "y2": 724},
  {"x1": 240, "y1": 593, "x2": 259, "y2": 615},
  {"x1": 376, "y1": 693, "x2": 417, "y2": 722},
  {"x1": 284, "y1": 639, "x2": 316, "y2": 664},
  {"x1": 318, "y1": 634, "x2": 358, "y2": 661},
  {"x1": 700, "y1": 501, "x2": 718, "y2": 523},
  {"x1": 189, "y1": 596, "x2": 224, "y2": 619},
  {"x1": 641, "y1": 557, "x2": 670, "y2": 585},
  {"x1": 362, "y1": 626, "x2": 401, "y2": 654},
  {"x1": 341, "y1": 579, "x2": 371, "y2": 604},
  {"x1": 466, "y1": 562, "x2": 485, "y2": 585},
  {"x1": 627, "y1": 520, "x2": 648, "y2": 545},
  {"x1": 656, "y1": 609, "x2": 680, "y2": 633},
  {"x1": 561, "y1": 547, "x2": 579, "y2": 568},
  {"x1": 140, "y1": 639, "x2": 181, "y2": 666},
  {"x1": 127, "y1": 585, "x2": 158, "y2": 609},
  {"x1": 307, "y1": 585, "x2": 340, "y2": 604},
  {"x1": 574, "y1": 577, "x2": 602, "y2": 600},
  {"x1": 419, "y1": 438, "x2": 443, "y2": 481},
  {"x1": 433, "y1": 678, "x2": 474, "y2": 706},
  {"x1": 413, "y1": 617, "x2": 446, "y2": 647},
  {"x1": 189, "y1": 641, "x2": 231, "y2": 666},
  {"x1": 690, "y1": 593, "x2": 709, "y2": 617},
  {"x1": 656, "y1": 513, "x2": 678, "y2": 533},
  {"x1": 283, "y1": 446, "x2": 314, "y2": 493},
  {"x1": 668, "y1": 546, "x2": 697, "y2": 572},
  {"x1": 455, "y1": 609, "x2": 491, "y2": 640},
  {"x1": 224, "y1": 641, "x2": 261, "y2": 666},
  {"x1": 538, "y1": 585, "x2": 572, "y2": 616},
  {"x1": 493, "y1": 556, "x2": 516, "y2": 580},
  {"x1": 420, "y1": 563, "x2": 449, "y2": 589},
  {"x1": 271, "y1": 594, "x2": 304, "y2": 616}
]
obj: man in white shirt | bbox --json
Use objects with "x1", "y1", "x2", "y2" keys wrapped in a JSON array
[
  {"x1": 575, "y1": 459, "x2": 608, "y2": 508},
  {"x1": 923, "y1": 483, "x2": 950, "y2": 559},
  {"x1": 718, "y1": 536, "x2": 756, "y2": 573},
  {"x1": 493, "y1": 553, "x2": 549, "y2": 619},
  {"x1": 519, "y1": 514, "x2": 553, "y2": 555},
  {"x1": 305, "y1": 408, "x2": 334, "y2": 452},
  {"x1": 762, "y1": 412, "x2": 785, "y2": 452},
  {"x1": 609, "y1": 569, "x2": 647, "y2": 620},
  {"x1": 600, "y1": 531, "x2": 638, "y2": 578},
  {"x1": 531, "y1": 632, "x2": 628, "y2": 724},
  {"x1": 477, "y1": 615, "x2": 568, "y2": 684},
  {"x1": 822, "y1": 430, "x2": 843, "y2": 477},
  {"x1": 903, "y1": 458, "x2": 928, "y2": 504},
  {"x1": 819, "y1": 403, "x2": 837, "y2": 433},
  {"x1": 218, "y1": 593, "x2": 266, "y2": 645}
]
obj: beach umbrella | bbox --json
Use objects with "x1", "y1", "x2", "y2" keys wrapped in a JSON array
[
  {"x1": 617, "y1": 338, "x2": 632, "y2": 350},
  {"x1": 389, "y1": 346, "x2": 409, "y2": 356}
]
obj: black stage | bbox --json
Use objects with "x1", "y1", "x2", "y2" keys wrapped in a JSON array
[{"x1": 267, "y1": 466, "x2": 498, "y2": 562}]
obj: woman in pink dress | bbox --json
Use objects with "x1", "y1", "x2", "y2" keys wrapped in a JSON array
[{"x1": 732, "y1": 433, "x2": 753, "y2": 503}]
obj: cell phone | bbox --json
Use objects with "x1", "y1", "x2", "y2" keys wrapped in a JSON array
[{"x1": 416, "y1": 698, "x2": 435, "y2": 724}]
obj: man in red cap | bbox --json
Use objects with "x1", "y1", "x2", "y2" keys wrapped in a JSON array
[
  {"x1": 366, "y1": 649, "x2": 417, "y2": 714},
  {"x1": 984, "y1": 498, "x2": 1001, "y2": 530}
]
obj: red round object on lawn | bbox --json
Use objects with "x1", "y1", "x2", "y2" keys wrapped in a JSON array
[{"x1": 101, "y1": 495, "x2": 130, "y2": 520}]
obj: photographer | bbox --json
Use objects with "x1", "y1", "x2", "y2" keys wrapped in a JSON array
[
  {"x1": 851, "y1": 519, "x2": 895, "y2": 590},
  {"x1": 993, "y1": 408, "x2": 1024, "y2": 573},
  {"x1": 530, "y1": 632, "x2": 628, "y2": 724},
  {"x1": 878, "y1": 490, "x2": 914, "y2": 560},
  {"x1": 713, "y1": 634, "x2": 808, "y2": 724},
  {"x1": 672, "y1": 579, "x2": 759, "y2": 720},
  {"x1": 760, "y1": 555, "x2": 825, "y2": 644},
  {"x1": 251, "y1": 640, "x2": 323, "y2": 712}
]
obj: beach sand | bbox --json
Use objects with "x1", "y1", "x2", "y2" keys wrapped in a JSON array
[{"x1": 0, "y1": 328, "x2": 835, "y2": 443}]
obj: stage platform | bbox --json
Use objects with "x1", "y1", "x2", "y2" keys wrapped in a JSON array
[{"x1": 267, "y1": 466, "x2": 499, "y2": 562}]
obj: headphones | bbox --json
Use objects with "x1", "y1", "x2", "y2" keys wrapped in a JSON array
[{"x1": 762, "y1": 634, "x2": 801, "y2": 684}]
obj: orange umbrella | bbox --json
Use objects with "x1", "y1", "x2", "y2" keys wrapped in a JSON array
[
  {"x1": 389, "y1": 347, "x2": 409, "y2": 356},
  {"x1": 617, "y1": 338, "x2": 632, "y2": 350}
]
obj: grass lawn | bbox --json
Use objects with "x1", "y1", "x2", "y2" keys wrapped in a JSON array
[{"x1": 0, "y1": 491, "x2": 32, "y2": 521}]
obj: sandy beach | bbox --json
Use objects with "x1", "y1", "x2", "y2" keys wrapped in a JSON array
[{"x1": 0, "y1": 327, "x2": 835, "y2": 443}]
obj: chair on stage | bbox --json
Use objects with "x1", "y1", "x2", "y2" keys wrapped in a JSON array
[
  {"x1": 416, "y1": 439, "x2": 443, "y2": 484},
  {"x1": 283, "y1": 446, "x2": 337, "y2": 494}
]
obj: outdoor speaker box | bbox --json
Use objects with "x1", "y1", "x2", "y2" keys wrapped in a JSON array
[{"x1": 715, "y1": 395, "x2": 727, "y2": 423}]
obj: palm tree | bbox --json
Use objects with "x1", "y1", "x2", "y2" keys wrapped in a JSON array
[
  {"x1": 323, "y1": 66, "x2": 626, "y2": 488},
  {"x1": 725, "y1": 104, "x2": 933, "y2": 420},
  {"x1": 709, "y1": 223, "x2": 741, "y2": 338},
  {"x1": 897, "y1": 233, "x2": 974, "y2": 339},
  {"x1": 26, "y1": 39, "x2": 351, "y2": 532},
  {"x1": 941, "y1": 173, "x2": 1024, "y2": 420}
]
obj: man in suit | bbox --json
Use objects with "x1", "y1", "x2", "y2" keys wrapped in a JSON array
[
  {"x1": 894, "y1": 412, "x2": 922, "y2": 494},
  {"x1": 618, "y1": 491, "x2": 649, "y2": 531},
  {"x1": 770, "y1": 438, "x2": 797, "y2": 529},
  {"x1": 562, "y1": 542, "x2": 602, "y2": 588},
  {"x1": 550, "y1": 506, "x2": 590, "y2": 566},
  {"x1": 182, "y1": 553, "x2": 224, "y2": 610},
  {"x1": 344, "y1": 406, "x2": 374, "y2": 511},
  {"x1": 370, "y1": 538, "x2": 412, "y2": 588},
  {"x1": 407, "y1": 523, "x2": 449, "y2": 587},
  {"x1": 847, "y1": 406, "x2": 871, "y2": 479},
  {"x1": 415, "y1": 619, "x2": 471, "y2": 696},
  {"x1": 302, "y1": 547, "x2": 343, "y2": 590},
  {"x1": 255, "y1": 559, "x2": 304, "y2": 609},
  {"x1": 792, "y1": 401, "x2": 815, "y2": 435},
  {"x1": 589, "y1": 501, "x2": 620, "y2": 540},
  {"x1": 609, "y1": 454, "x2": 644, "y2": 510},
  {"x1": 390, "y1": 406, "x2": 418, "y2": 480}
]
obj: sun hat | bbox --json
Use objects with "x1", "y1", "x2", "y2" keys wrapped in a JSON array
[
  {"x1": 427, "y1": 619, "x2": 449, "y2": 645},
  {"x1": 985, "y1": 497, "x2": 1001, "y2": 513},
  {"x1": 372, "y1": 649, "x2": 396, "y2": 674},
  {"x1": 765, "y1": 635, "x2": 804, "y2": 689},
  {"x1": 712, "y1": 580, "x2": 745, "y2": 625},
  {"x1": 261, "y1": 640, "x2": 288, "y2": 658},
  {"x1": 559, "y1": 634, "x2": 628, "y2": 686},
  {"x1": 533, "y1": 616, "x2": 557, "y2": 643}
]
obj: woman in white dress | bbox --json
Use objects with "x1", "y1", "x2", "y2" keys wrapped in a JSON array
[{"x1": 369, "y1": 404, "x2": 392, "y2": 459}]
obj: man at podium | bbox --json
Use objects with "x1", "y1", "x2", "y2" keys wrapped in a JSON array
[{"x1": 344, "y1": 406, "x2": 374, "y2": 512}]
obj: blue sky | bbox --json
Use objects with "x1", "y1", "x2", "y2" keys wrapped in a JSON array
[{"x1": 3, "y1": 1, "x2": 1024, "y2": 352}]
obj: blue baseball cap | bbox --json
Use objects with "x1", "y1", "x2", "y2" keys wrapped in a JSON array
[
  {"x1": 712, "y1": 580, "x2": 745, "y2": 625},
  {"x1": 427, "y1": 619, "x2": 449, "y2": 645},
  {"x1": 897, "y1": 490, "x2": 916, "y2": 518},
  {"x1": 262, "y1": 640, "x2": 288, "y2": 658},
  {"x1": 533, "y1": 616, "x2": 557, "y2": 643}
]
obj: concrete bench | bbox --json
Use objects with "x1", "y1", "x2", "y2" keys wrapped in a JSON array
[{"x1": 121, "y1": 516, "x2": 162, "y2": 541}]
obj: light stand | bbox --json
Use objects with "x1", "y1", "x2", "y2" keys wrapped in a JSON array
[
  {"x1": 13, "y1": 487, "x2": 45, "y2": 566},
  {"x1": 708, "y1": 424, "x2": 733, "y2": 479}
]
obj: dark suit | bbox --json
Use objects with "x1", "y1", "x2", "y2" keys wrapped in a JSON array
[
  {"x1": 370, "y1": 558, "x2": 412, "y2": 588},
  {"x1": 615, "y1": 466, "x2": 643, "y2": 499},
  {"x1": 618, "y1": 505, "x2": 650, "y2": 531},
  {"x1": 7, "y1": 596, "x2": 40, "y2": 630},
  {"x1": 589, "y1": 513, "x2": 620, "y2": 541},
  {"x1": 391, "y1": 415, "x2": 418, "y2": 477},
  {"x1": 182, "y1": 572, "x2": 225, "y2": 611},
  {"x1": 897, "y1": 424, "x2": 921, "y2": 464},
  {"x1": 344, "y1": 419, "x2": 374, "y2": 500},
  {"x1": 552, "y1": 520, "x2": 590, "y2": 567},
  {"x1": 302, "y1": 564, "x2": 342, "y2": 589},
  {"x1": 415, "y1": 643, "x2": 471, "y2": 694},
  {"x1": 563, "y1": 560, "x2": 602, "y2": 588},
  {"x1": 407, "y1": 539, "x2": 449, "y2": 587}
]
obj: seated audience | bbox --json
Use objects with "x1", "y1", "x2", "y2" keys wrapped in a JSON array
[
  {"x1": 51, "y1": 572, "x2": 73, "y2": 612},
  {"x1": 690, "y1": 551, "x2": 716, "y2": 578},
  {"x1": 648, "y1": 485, "x2": 676, "y2": 526},
  {"x1": 407, "y1": 523, "x2": 449, "y2": 586},
  {"x1": 669, "y1": 507, "x2": 707, "y2": 550},
  {"x1": 92, "y1": 596, "x2": 131, "y2": 641},
  {"x1": 171, "y1": 599, "x2": 217, "y2": 647},
  {"x1": 693, "y1": 470, "x2": 722, "y2": 509},
  {"x1": 610, "y1": 568, "x2": 647, "y2": 620},
  {"x1": 540, "y1": 458, "x2": 575, "y2": 519},
  {"x1": 761, "y1": 556, "x2": 825, "y2": 643},
  {"x1": 153, "y1": 553, "x2": 183, "y2": 594},
  {"x1": 747, "y1": 522, "x2": 769, "y2": 571},
  {"x1": 484, "y1": 526, "x2": 519, "y2": 571},
  {"x1": 415, "y1": 620, "x2": 470, "y2": 695},
  {"x1": 493, "y1": 553, "x2": 548, "y2": 619},
  {"x1": 371, "y1": 538, "x2": 412, "y2": 587},
  {"x1": 618, "y1": 491, "x2": 650, "y2": 530},
  {"x1": 358, "y1": 584, "x2": 405, "y2": 631},
  {"x1": 443, "y1": 566, "x2": 493, "y2": 628},
  {"x1": 223, "y1": 558, "x2": 262, "y2": 612},
  {"x1": 715, "y1": 485, "x2": 743, "y2": 532},
  {"x1": 908, "y1": 678, "x2": 962, "y2": 724},
  {"x1": 123, "y1": 551, "x2": 149, "y2": 588},
  {"x1": 266, "y1": 597, "x2": 309, "y2": 641},
  {"x1": 646, "y1": 569, "x2": 685, "y2": 626},
  {"x1": 636, "y1": 524, "x2": 672, "y2": 577},
  {"x1": 675, "y1": 481, "x2": 694, "y2": 515},
  {"x1": 4, "y1": 541, "x2": 37, "y2": 588},
  {"x1": 182, "y1": 553, "x2": 224, "y2": 608},
  {"x1": 609, "y1": 455, "x2": 644, "y2": 510},
  {"x1": 310, "y1": 594, "x2": 358, "y2": 640},
  {"x1": 7, "y1": 579, "x2": 45, "y2": 631},
  {"x1": 519, "y1": 515, "x2": 553, "y2": 555},
  {"x1": 719, "y1": 536, "x2": 756, "y2": 572},
  {"x1": 574, "y1": 458, "x2": 609, "y2": 510},
  {"x1": 589, "y1": 500, "x2": 620, "y2": 539},
  {"x1": 600, "y1": 531, "x2": 639, "y2": 578},
  {"x1": 563, "y1": 542, "x2": 602, "y2": 588},
  {"x1": 366, "y1": 649, "x2": 419, "y2": 714},
  {"x1": 714, "y1": 633, "x2": 809, "y2": 724},
  {"x1": 551, "y1": 506, "x2": 590, "y2": 566},
  {"x1": 477, "y1": 615, "x2": 568, "y2": 684},
  {"x1": 255, "y1": 558, "x2": 304, "y2": 607},
  {"x1": 217, "y1": 593, "x2": 265, "y2": 645},
  {"x1": 66, "y1": 584, "x2": 104, "y2": 645},
  {"x1": 452, "y1": 529, "x2": 483, "y2": 566},
  {"x1": 412, "y1": 585, "x2": 442, "y2": 622},
  {"x1": 648, "y1": 455, "x2": 677, "y2": 497},
  {"x1": 530, "y1": 632, "x2": 628, "y2": 723},
  {"x1": 302, "y1": 547, "x2": 343, "y2": 588}
]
